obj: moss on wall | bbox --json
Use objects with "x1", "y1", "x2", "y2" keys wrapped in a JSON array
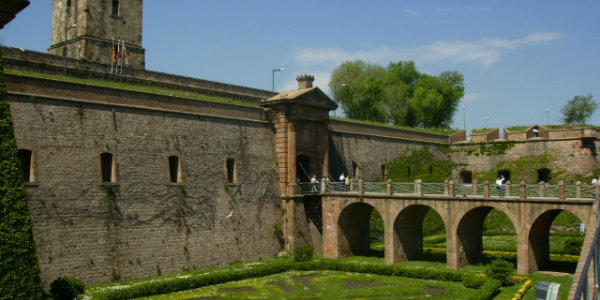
[
  {"x1": 0, "y1": 49, "x2": 44, "y2": 298},
  {"x1": 386, "y1": 146, "x2": 457, "y2": 182},
  {"x1": 472, "y1": 153, "x2": 574, "y2": 184}
]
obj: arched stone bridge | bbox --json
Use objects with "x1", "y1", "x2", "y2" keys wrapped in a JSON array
[{"x1": 317, "y1": 180, "x2": 598, "y2": 278}]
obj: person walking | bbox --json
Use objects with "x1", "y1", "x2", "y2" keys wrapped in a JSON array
[{"x1": 496, "y1": 175, "x2": 505, "y2": 197}]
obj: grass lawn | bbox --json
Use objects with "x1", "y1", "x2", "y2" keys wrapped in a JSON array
[{"x1": 133, "y1": 269, "x2": 477, "y2": 300}]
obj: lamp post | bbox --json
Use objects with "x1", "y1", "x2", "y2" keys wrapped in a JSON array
[
  {"x1": 462, "y1": 105, "x2": 466, "y2": 132},
  {"x1": 546, "y1": 108, "x2": 550, "y2": 125},
  {"x1": 272, "y1": 68, "x2": 285, "y2": 92}
]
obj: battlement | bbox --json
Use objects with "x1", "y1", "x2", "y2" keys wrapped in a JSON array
[{"x1": 451, "y1": 125, "x2": 599, "y2": 143}]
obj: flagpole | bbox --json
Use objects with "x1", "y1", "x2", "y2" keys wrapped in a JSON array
[
  {"x1": 120, "y1": 40, "x2": 124, "y2": 74},
  {"x1": 110, "y1": 38, "x2": 114, "y2": 73}
]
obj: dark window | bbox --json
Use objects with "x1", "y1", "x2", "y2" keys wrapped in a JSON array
[
  {"x1": 498, "y1": 170, "x2": 511, "y2": 182},
  {"x1": 66, "y1": 0, "x2": 72, "y2": 16},
  {"x1": 381, "y1": 164, "x2": 386, "y2": 180},
  {"x1": 226, "y1": 158, "x2": 236, "y2": 183},
  {"x1": 459, "y1": 170, "x2": 472, "y2": 184},
  {"x1": 100, "y1": 153, "x2": 114, "y2": 182},
  {"x1": 18, "y1": 149, "x2": 32, "y2": 182},
  {"x1": 538, "y1": 168, "x2": 551, "y2": 183},
  {"x1": 112, "y1": 0, "x2": 120, "y2": 16},
  {"x1": 169, "y1": 155, "x2": 180, "y2": 183}
]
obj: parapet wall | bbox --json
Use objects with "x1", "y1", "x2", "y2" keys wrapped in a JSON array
[{"x1": 1, "y1": 46, "x2": 276, "y2": 104}]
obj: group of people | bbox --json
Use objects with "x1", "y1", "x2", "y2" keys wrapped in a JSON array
[{"x1": 305, "y1": 173, "x2": 351, "y2": 192}]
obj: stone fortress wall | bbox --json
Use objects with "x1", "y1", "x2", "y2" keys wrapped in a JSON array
[{"x1": 3, "y1": 47, "x2": 599, "y2": 288}]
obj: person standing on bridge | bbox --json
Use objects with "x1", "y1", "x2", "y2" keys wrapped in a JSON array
[
  {"x1": 496, "y1": 175, "x2": 505, "y2": 197},
  {"x1": 310, "y1": 175, "x2": 319, "y2": 192}
]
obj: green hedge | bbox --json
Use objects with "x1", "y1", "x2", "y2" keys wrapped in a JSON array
[
  {"x1": 89, "y1": 259, "x2": 500, "y2": 300},
  {"x1": 0, "y1": 49, "x2": 44, "y2": 299}
]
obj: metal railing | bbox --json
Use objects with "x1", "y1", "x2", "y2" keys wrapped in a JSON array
[
  {"x1": 572, "y1": 192, "x2": 600, "y2": 300},
  {"x1": 298, "y1": 178, "x2": 598, "y2": 201}
]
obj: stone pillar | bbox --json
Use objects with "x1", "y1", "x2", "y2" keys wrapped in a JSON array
[
  {"x1": 483, "y1": 181, "x2": 490, "y2": 199},
  {"x1": 448, "y1": 180, "x2": 455, "y2": 198},
  {"x1": 539, "y1": 181, "x2": 545, "y2": 197},
  {"x1": 559, "y1": 181, "x2": 565, "y2": 200},
  {"x1": 387, "y1": 179, "x2": 393, "y2": 196},
  {"x1": 473, "y1": 180, "x2": 478, "y2": 195},
  {"x1": 576, "y1": 181, "x2": 582, "y2": 198},
  {"x1": 286, "y1": 122, "x2": 297, "y2": 195},
  {"x1": 322, "y1": 197, "x2": 340, "y2": 259},
  {"x1": 505, "y1": 180, "x2": 511, "y2": 196},
  {"x1": 415, "y1": 179, "x2": 423, "y2": 196},
  {"x1": 520, "y1": 181, "x2": 526, "y2": 200},
  {"x1": 444, "y1": 180, "x2": 449, "y2": 195},
  {"x1": 358, "y1": 179, "x2": 364, "y2": 195}
]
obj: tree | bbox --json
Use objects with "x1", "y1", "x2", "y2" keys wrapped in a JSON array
[
  {"x1": 329, "y1": 60, "x2": 464, "y2": 128},
  {"x1": 560, "y1": 94, "x2": 598, "y2": 124}
]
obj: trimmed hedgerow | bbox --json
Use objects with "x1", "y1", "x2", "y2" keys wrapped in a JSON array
[
  {"x1": 293, "y1": 246, "x2": 314, "y2": 262},
  {"x1": 88, "y1": 259, "x2": 501, "y2": 300},
  {"x1": 0, "y1": 49, "x2": 44, "y2": 299}
]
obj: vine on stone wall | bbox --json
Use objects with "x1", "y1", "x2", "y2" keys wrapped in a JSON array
[
  {"x1": 386, "y1": 146, "x2": 457, "y2": 182},
  {"x1": 472, "y1": 153, "x2": 568, "y2": 184},
  {"x1": 458, "y1": 141, "x2": 518, "y2": 157},
  {"x1": 0, "y1": 50, "x2": 44, "y2": 299}
]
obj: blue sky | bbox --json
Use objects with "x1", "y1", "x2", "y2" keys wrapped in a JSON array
[{"x1": 1, "y1": 1, "x2": 599, "y2": 133}]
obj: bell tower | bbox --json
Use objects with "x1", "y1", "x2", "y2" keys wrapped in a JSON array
[{"x1": 48, "y1": 0, "x2": 145, "y2": 69}]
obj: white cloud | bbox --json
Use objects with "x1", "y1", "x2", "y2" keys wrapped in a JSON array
[{"x1": 291, "y1": 32, "x2": 565, "y2": 68}]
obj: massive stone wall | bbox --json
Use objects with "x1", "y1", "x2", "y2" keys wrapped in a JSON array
[
  {"x1": 9, "y1": 91, "x2": 282, "y2": 287},
  {"x1": 329, "y1": 120, "x2": 449, "y2": 181}
]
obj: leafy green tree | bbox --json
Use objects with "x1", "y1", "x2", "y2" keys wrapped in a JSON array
[
  {"x1": 329, "y1": 60, "x2": 464, "y2": 128},
  {"x1": 560, "y1": 94, "x2": 598, "y2": 124}
]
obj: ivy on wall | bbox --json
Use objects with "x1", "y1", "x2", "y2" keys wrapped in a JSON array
[
  {"x1": 472, "y1": 153, "x2": 570, "y2": 184},
  {"x1": 0, "y1": 50, "x2": 44, "y2": 298},
  {"x1": 386, "y1": 146, "x2": 457, "y2": 182}
]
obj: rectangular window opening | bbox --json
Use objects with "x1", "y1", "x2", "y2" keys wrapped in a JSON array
[
  {"x1": 18, "y1": 149, "x2": 33, "y2": 182},
  {"x1": 227, "y1": 158, "x2": 237, "y2": 183},
  {"x1": 169, "y1": 155, "x2": 180, "y2": 183},
  {"x1": 100, "y1": 152, "x2": 114, "y2": 183}
]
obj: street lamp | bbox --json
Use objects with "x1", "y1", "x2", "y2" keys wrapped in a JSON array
[
  {"x1": 272, "y1": 68, "x2": 285, "y2": 92},
  {"x1": 546, "y1": 108, "x2": 550, "y2": 125},
  {"x1": 462, "y1": 105, "x2": 466, "y2": 132}
]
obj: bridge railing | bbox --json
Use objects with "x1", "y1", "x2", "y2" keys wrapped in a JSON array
[{"x1": 305, "y1": 178, "x2": 599, "y2": 200}]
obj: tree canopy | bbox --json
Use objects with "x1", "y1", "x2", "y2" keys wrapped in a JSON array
[
  {"x1": 560, "y1": 94, "x2": 598, "y2": 124},
  {"x1": 329, "y1": 60, "x2": 464, "y2": 128}
]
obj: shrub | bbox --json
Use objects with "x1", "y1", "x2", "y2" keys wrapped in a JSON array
[
  {"x1": 50, "y1": 276, "x2": 85, "y2": 300},
  {"x1": 474, "y1": 279, "x2": 501, "y2": 300},
  {"x1": 563, "y1": 237, "x2": 583, "y2": 255},
  {"x1": 485, "y1": 259, "x2": 514, "y2": 286},
  {"x1": 423, "y1": 209, "x2": 445, "y2": 235},
  {"x1": 462, "y1": 274, "x2": 485, "y2": 289},
  {"x1": 293, "y1": 246, "x2": 314, "y2": 262}
]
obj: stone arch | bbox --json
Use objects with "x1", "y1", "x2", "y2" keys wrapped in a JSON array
[
  {"x1": 456, "y1": 206, "x2": 517, "y2": 266},
  {"x1": 528, "y1": 209, "x2": 582, "y2": 272},
  {"x1": 392, "y1": 204, "x2": 440, "y2": 262},
  {"x1": 337, "y1": 202, "x2": 378, "y2": 257}
]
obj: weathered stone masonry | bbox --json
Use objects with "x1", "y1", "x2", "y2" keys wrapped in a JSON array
[{"x1": 8, "y1": 75, "x2": 282, "y2": 287}]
